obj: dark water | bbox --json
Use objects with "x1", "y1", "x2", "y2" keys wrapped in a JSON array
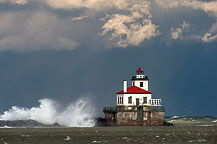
[
  {"x1": 0, "y1": 117, "x2": 216, "y2": 144},
  {"x1": 165, "y1": 116, "x2": 217, "y2": 126},
  {"x1": 0, "y1": 126, "x2": 217, "y2": 144}
]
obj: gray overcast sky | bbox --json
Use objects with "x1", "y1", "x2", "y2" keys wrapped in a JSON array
[{"x1": 0, "y1": 0, "x2": 217, "y2": 116}]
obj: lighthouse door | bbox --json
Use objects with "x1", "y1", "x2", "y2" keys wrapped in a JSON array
[
  {"x1": 137, "y1": 106, "x2": 143, "y2": 123},
  {"x1": 136, "y1": 98, "x2": 140, "y2": 106}
]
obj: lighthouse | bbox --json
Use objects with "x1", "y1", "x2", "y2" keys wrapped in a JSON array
[
  {"x1": 103, "y1": 68, "x2": 165, "y2": 126},
  {"x1": 132, "y1": 68, "x2": 149, "y2": 90},
  {"x1": 116, "y1": 68, "x2": 162, "y2": 109}
]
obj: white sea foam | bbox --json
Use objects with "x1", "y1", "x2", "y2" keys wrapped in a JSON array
[
  {"x1": 64, "y1": 136, "x2": 71, "y2": 141},
  {"x1": 197, "y1": 124, "x2": 214, "y2": 127},
  {"x1": 3, "y1": 141, "x2": 8, "y2": 144},
  {"x1": 171, "y1": 116, "x2": 179, "y2": 119},
  {"x1": 0, "y1": 126, "x2": 12, "y2": 128},
  {"x1": 212, "y1": 120, "x2": 217, "y2": 123},
  {"x1": 197, "y1": 139, "x2": 207, "y2": 142},
  {"x1": 0, "y1": 98, "x2": 96, "y2": 127}
]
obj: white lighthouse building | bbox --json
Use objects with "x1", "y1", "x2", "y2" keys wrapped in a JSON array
[
  {"x1": 103, "y1": 68, "x2": 165, "y2": 126},
  {"x1": 116, "y1": 68, "x2": 162, "y2": 109}
]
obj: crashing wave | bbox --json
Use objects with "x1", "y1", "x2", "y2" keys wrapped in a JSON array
[{"x1": 0, "y1": 98, "x2": 96, "y2": 127}]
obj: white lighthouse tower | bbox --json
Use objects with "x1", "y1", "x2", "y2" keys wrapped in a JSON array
[
  {"x1": 131, "y1": 68, "x2": 149, "y2": 91},
  {"x1": 116, "y1": 68, "x2": 162, "y2": 109}
]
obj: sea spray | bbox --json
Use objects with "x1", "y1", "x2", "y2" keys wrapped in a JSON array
[
  {"x1": 56, "y1": 99, "x2": 95, "y2": 127},
  {"x1": 0, "y1": 98, "x2": 96, "y2": 127}
]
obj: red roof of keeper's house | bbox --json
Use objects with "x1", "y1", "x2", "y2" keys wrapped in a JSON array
[
  {"x1": 136, "y1": 68, "x2": 144, "y2": 73},
  {"x1": 116, "y1": 86, "x2": 152, "y2": 94}
]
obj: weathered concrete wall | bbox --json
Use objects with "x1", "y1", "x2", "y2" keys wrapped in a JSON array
[
  {"x1": 116, "y1": 112, "x2": 138, "y2": 126},
  {"x1": 150, "y1": 112, "x2": 164, "y2": 126},
  {"x1": 104, "y1": 112, "x2": 116, "y2": 126},
  {"x1": 104, "y1": 111, "x2": 164, "y2": 126}
]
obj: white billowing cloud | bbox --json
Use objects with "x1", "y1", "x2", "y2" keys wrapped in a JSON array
[
  {"x1": 155, "y1": 0, "x2": 217, "y2": 13},
  {"x1": 44, "y1": 0, "x2": 129, "y2": 11},
  {"x1": 101, "y1": 1, "x2": 160, "y2": 47},
  {"x1": 42, "y1": 0, "x2": 161, "y2": 48},
  {"x1": 171, "y1": 21, "x2": 190, "y2": 40},
  {"x1": 12, "y1": 0, "x2": 28, "y2": 5},
  {"x1": 210, "y1": 21, "x2": 217, "y2": 33},
  {"x1": 0, "y1": 11, "x2": 79, "y2": 52},
  {"x1": 0, "y1": 0, "x2": 28, "y2": 5},
  {"x1": 0, "y1": 0, "x2": 161, "y2": 49},
  {"x1": 42, "y1": 0, "x2": 217, "y2": 46},
  {"x1": 184, "y1": 0, "x2": 217, "y2": 13},
  {"x1": 156, "y1": 0, "x2": 217, "y2": 43},
  {"x1": 0, "y1": 0, "x2": 216, "y2": 52},
  {"x1": 201, "y1": 33, "x2": 217, "y2": 43},
  {"x1": 71, "y1": 15, "x2": 88, "y2": 22},
  {"x1": 201, "y1": 20, "x2": 217, "y2": 42}
]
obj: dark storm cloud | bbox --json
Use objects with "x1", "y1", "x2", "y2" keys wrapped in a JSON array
[
  {"x1": 0, "y1": 0, "x2": 217, "y2": 51},
  {"x1": 0, "y1": 0, "x2": 217, "y2": 116}
]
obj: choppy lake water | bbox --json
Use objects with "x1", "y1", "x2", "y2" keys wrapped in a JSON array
[
  {"x1": 0, "y1": 126, "x2": 216, "y2": 144},
  {"x1": 0, "y1": 116, "x2": 216, "y2": 144}
]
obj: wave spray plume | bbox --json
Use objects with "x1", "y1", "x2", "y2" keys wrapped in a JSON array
[{"x1": 0, "y1": 98, "x2": 95, "y2": 127}]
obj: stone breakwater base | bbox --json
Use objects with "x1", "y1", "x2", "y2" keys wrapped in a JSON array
[{"x1": 103, "y1": 106, "x2": 165, "y2": 126}]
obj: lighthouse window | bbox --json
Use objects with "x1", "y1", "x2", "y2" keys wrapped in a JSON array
[
  {"x1": 120, "y1": 97, "x2": 123, "y2": 104},
  {"x1": 118, "y1": 97, "x2": 122, "y2": 104},
  {"x1": 143, "y1": 97, "x2": 147, "y2": 104},
  {"x1": 140, "y1": 82, "x2": 143, "y2": 87},
  {"x1": 128, "y1": 96, "x2": 132, "y2": 104}
]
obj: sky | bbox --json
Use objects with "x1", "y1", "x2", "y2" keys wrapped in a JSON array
[{"x1": 0, "y1": 0, "x2": 217, "y2": 117}]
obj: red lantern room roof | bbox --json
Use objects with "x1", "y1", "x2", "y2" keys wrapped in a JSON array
[
  {"x1": 116, "y1": 86, "x2": 152, "y2": 94},
  {"x1": 136, "y1": 68, "x2": 144, "y2": 73}
]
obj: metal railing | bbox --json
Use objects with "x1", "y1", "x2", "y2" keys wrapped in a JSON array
[
  {"x1": 131, "y1": 76, "x2": 149, "y2": 80},
  {"x1": 150, "y1": 99, "x2": 162, "y2": 106},
  {"x1": 103, "y1": 106, "x2": 165, "y2": 112},
  {"x1": 103, "y1": 107, "x2": 116, "y2": 112},
  {"x1": 151, "y1": 106, "x2": 165, "y2": 112}
]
